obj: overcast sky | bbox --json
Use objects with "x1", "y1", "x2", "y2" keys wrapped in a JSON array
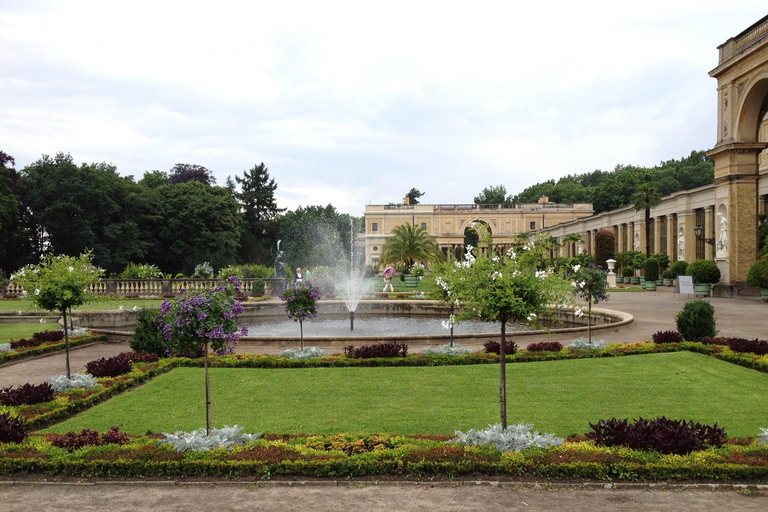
[{"x1": 1, "y1": 2, "x2": 766, "y2": 215}]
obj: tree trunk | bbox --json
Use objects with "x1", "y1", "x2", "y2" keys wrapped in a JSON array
[
  {"x1": 587, "y1": 300, "x2": 593, "y2": 343},
  {"x1": 499, "y1": 316, "x2": 508, "y2": 429},
  {"x1": 62, "y1": 309, "x2": 71, "y2": 380},
  {"x1": 204, "y1": 344, "x2": 211, "y2": 436},
  {"x1": 299, "y1": 318, "x2": 304, "y2": 350},
  {"x1": 449, "y1": 304, "x2": 454, "y2": 347},
  {"x1": 645, "y1": 208, "x2": 651, "y2": 257}
]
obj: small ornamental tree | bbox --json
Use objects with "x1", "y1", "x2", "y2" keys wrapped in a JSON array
[
  {"x1": 434, "y1": 271, "x2": 458, "y2": 347},
  {"x1": 279, "y1": 280, "x2": 322, "y2": 350},
  {"x1": 156, "y1": 276, "x2": 248, "y2": 435},
  {"x1": 11, "y1": 252, "x2": 102, "y2": 378},
  {"x1": 570, "y1": 264, "x2": 609, "y2": 343},
  {"x1": 594, "y1": 230, "x2": 615, "y2": 270},
  {"x1": 435, "y1": 231, "x2": 573, "y2": 428}
]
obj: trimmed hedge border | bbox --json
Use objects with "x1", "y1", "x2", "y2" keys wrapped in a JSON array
[
  {"x1": 0, "y1": 335, "x2": 107, "y2": 366},
  {"x1": 1, "y1": 433, "x2": 768, "y2": 481}
]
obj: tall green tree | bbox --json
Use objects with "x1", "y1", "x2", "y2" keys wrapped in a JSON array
[
  {"x1": 275, "y1": 204, "x2": 354, "y2": 271},
  {"x1": 631, "y1": 182, "x2": 662, "y2": 257},
  {"x1": 0, "y1": 151, "x2": 20, "y2": 270},
  {"x1": 405, "y1": 188, "x2": 425, "y2": 205},
  {"x1": 154, "y1": 181, "x2": 241, "y2": 274},
  {"x1": 379, "y1": 223, "x2": 441, "y2": 270},
  {"x1": 474, "y1": 185, "x2": 512, "y2": 204},
  {"x1": 235, "y1": 163, "x2": 284, "y2": 264}
]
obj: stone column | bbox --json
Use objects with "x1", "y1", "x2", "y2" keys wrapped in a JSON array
[
  {"x1": 704, "y1": 206, "x2": 715, "y2": 260},
  {"x1": 707, "y1": 142, "x2": 766, "y2": 283},
  {"x1": 666, "y1": 215, "x2": 677, "y2": 262},
  {"x1": 653, "y1": 218, "x2": 662, "y2": 257}
]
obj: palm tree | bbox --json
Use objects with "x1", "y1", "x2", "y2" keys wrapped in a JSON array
[
  {"x1": 379, "y1": 223, "x2": 441, "y2": 270},
  {"x1": 563, "y1": 233, "x2": 583, "y2": 257},
  {"x1": 631, "y1": 183, "x2": 662, "y2": 257}
]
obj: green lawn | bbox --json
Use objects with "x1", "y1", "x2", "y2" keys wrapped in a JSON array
[
  {"x1": 0, "y1": 323, "x2": 61, "y2": 341},
  {"x1": 47, "y1": 352, "x2": 768, "y2": 437},
  {"x1": 0, "y1": 297, "x2": 166, "y2": 311}
]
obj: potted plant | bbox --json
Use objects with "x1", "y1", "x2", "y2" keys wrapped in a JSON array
[
  {"x1": 631, "y1": 253, "x2": 646, "y2": 285},
  {"x1": 746, "y1": 257, "x2": 768, "y2": 302},
  {"x1": 687, "y1": 259, "x2": 721, "y2": 297},
  {"x1": 669, "y1": 260, "x2": 688, "y2": 286},
  {"x1": 404, "y1": 263, "x2": 424, "y2": 287},
  {"x1": 662, "y1": 269, "x2": 673, "y2": 287},
  {"x1": 622, "y1": 267, "x2": 633, "y2": 283},
  {"x1": 643, "y1": 258, "x2": 659, "y2": 291}
]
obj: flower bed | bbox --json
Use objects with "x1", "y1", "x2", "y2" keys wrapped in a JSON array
[
  {"x1": 1, "y1": 431, "x2": 768, "y2": 481},
  {"x1": 0, "y1": 334, "x2": 107, "y2": 365}
]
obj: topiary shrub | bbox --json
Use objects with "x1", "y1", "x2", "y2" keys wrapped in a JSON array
[
  {"x1": 587, "y1": 416, "x2": 726, "y2": 455},
  {"x1": 526, "y1": 341, "x2": 563, "y2": 352},
  {"x1": 343, "y1": 343, "x2": 409, "y2": 358},
  {"x1": 662, "y1": 269, "x2": 672, "y2": 280},
  {"x1": 651, "y1": 253, "x2": 670, "y2": 274},
  {"x1": 676, "y1": 300, "x2": 718, "y2": 341},
  {"x1": 0, "y1": 412, "x2": 28, "y2": 443},
  {"x1": 687, "y1": 259, "x2": 721, "y2": 284},
  {"x1": 669, "y1": 260, "x2": 688, "y2": 279},
  {"x1": 652, "y1": 330, "x2": 683, "y2": 343},
  {"x1": 644, "y1": 258, "x2": 659, "y2": 282},
  {"x1": 85, "y1": 354, "x2": 132, "y2": 378},
  {"x1": 622, "y1": 267, "x2": 633, "y2": 278},
  {"x1": 594, "y1": 229, "x2": 615, "y2": 270},
  {"x1": 746, "y1": 258, "x2": 768, "y2": 289},
  {"x1": 483, "y1": 340, "x2": 518, "y2": 355},
  {"x1": 0, "y1": 382, "x2": 56, "y2": 406},
  {"x1": 128, "y1": 308, "x2": 167, "y2": 357}
]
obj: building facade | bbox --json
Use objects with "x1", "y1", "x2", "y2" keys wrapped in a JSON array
[
  {"x1": 539, "y1": 15, "x2": 768, "y2": 295},
  {"x1": 364, "y1": 199, "x2": 593, "y2": 268}
]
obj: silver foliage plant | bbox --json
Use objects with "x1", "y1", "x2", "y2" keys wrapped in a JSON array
[
  {"x1": 421, "y1": 344, "x2": 473, "y2": 356},
  {"x1": 569, "y1": 337, "x2": 607, "y2": 350},
  {"x1": 278, "y1": 347, "x2": 328, "y2": 359},
  {"x1": 47, "y1": 373, "x2": 99, "y2": 392},
  {"x1": 0, "y1": 343, "x2": 11, "y2": 353},
  {"x1": 758, "y1": 428, "x2": 768, "y2": 446},
  {"x1": 452, "y1": 423, "x2": 564, "y2": 452},
  {"x1": 159, "y1": 425, "x2": 262, "y2": 452}
]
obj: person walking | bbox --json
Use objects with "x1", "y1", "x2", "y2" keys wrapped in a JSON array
[{"x1": 382, "y1": 267, "x2": 394, "y2": 292}]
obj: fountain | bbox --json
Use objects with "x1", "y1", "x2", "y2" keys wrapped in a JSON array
[{"x1": 335, "y1": 217, "x2": 372, "y2": 330}]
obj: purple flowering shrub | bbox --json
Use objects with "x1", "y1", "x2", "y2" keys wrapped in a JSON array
[
  {"x1": 280, "y1": 280, "x2": 322, "y2": 322},
  {"x1": 156, "y1": 276, "x2": 248, "y2": 356}
]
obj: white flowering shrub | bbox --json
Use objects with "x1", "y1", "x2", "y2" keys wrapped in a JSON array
[
  {"x1": 569, "y1": 337, "x2": 606, "y2": 350},
  {"x1": 421, "y1": 344, "x2": 473, "y2": 356},
  {"x1": 758, "y1": 428, "x2": 768, "y2": 446},
  {"x1": 0, "y1": 343, "x2": 11, "y2": 353},
  {"x1": 193, "y1": 262, "x2": 214, "y2": 279},
  {"x1": 278, "y1": 347, "x2": 328, "y2": 359},
  {"x1": 159, "y1": 425, "x2": 262, "y2": 452},
  {"x1": 47, "y1": 373, "x2": 99, "y2": 392},
  {"x1": 452, "y1": 423, "x2": 564, "y2": 452}
]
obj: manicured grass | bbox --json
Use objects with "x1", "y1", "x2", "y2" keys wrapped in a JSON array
[
  {"x1": 370, "y1": 276, "x2": 439, "y2": 293},
  {"x1": 0, "y1": 297, "x2": 166, "y2": 311},
  {"x1": 0, "y1": 323, "x2": 61, "y2": 342},
  {"x1": 47, "y1": 351, "x2": 768, "y2": 437}
]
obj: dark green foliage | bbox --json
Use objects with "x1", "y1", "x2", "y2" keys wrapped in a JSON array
[
  {"x1": 644, "y1": 258, "x2": 659, "y2": 282},
  {"x1": 594, "y1": 229, "x2": 615, "y2": 269},
  {"x1": 483, "y1": 340, "x2": 518, "y2": 355},
  {"x1": 526, "y1": 341, "x2": 563, "y2": 352},
  {"x1": 662, "y1": 269, "x2": 672, "y2": 279},
  {"x1": 85, "y1": 354, "x2": 132, "y2": 378},
  {"x1": 405, "y1": 188, "x2": 425, "y2": 205},
  {"x1": 687, "y1": 259, "x2": 721, "y2": 284},
  {"x1": 652, "y1": 331, "x2": 683, "y2": 343},
  {"x1": 0, "y1": 412, "x2": 27, "y2": 443},
  {"x1": 129, "y1": 308, "x2": 167, "y2": 357},
  {"x1": 587, "y1": 416, "x2": 726, "y2": 455},
  {"x1": 511, "y1": 151, "x2": 713, "y2": 214},
  {"x1": 169, "y1": 163, "x2": 215, "y2": 186},
  {"x1": 650, "y1": 253, "x2": 670, "y2": 273},
  {"x1": 669, "y1": 260, "x2": 688, "y2": 279},
  {"x1": 0, "y1": 382, "x2": 55, "y2": 406},
  {"x1": 746, "y1": 258, "x2": 768, "y2": 288},
  {"x1": 622, "y1": 267, "x2": 633, "y2": 278},
  {"x1": 251, "y1": 278, "x2": 265, "y2": 295},
  {"x1": 474, "y1": 185, "x2": 512, "y2": 204},
  {"x1": 676, "y1": 300, "x2": 718, "y2": 341},
  {"x1": 343, "y1": 343, "x2": 409, "y2": 358}
]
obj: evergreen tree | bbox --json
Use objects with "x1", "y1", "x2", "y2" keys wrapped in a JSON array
[{"x1": 234, "y1": 163, "x2": 284, "y2": 264}]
